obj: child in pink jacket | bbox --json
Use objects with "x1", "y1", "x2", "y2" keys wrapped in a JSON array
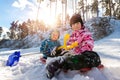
[{"x1": 67, "y1": 14, "x2": 94, "y2": 54}]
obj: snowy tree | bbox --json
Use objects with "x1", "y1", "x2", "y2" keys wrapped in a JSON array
[{"x1": 0, "y1": 27, "x2": 3, "y2": 37}]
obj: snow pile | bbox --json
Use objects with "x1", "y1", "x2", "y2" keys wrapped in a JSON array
[
  {"x1": 0, "y1": 31, "x2": 50, "y2": 50},
  {"x1": 85, "y1": 17, "x2": 114, "y2": 40}
]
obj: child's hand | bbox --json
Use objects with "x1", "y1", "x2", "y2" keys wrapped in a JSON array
[
  {"x1": 50, "y1": 47, "x2": 57, "y2": 56},
  {"x1": 51, "y1": 47, "x2": 63, "y2": 57}
]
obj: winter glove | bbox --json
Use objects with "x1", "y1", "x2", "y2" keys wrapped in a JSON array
[
  {"x1": 50, "y1": 47, "x2": 57, "y2": 56},
  {"x1": 50, "y1": 47, "x2": 63, "y2": 57}
]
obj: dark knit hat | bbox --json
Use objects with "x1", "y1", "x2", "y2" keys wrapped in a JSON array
[{"x1": 70, "y1": 14, "x2": 84, "y2": 27}]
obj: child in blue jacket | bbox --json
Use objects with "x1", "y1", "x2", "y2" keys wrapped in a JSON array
[{"x1": 40, "y1": 30, "x2": 61, "y2": 63}]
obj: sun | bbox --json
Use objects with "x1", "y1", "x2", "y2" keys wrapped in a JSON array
[
  {"x1": 38, "y1": 6, "x2": 57, "y2": 28},
  {"x1": 28, "y1": 0, "x2": 65, "y2": 29}
]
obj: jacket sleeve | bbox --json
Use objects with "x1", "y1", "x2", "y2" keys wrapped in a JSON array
[
  {"x1": 40, "y1": 40, "x2": 50, "y2": 55},
  {"x1": 76, "y1": 31, "x2": 94, "y2": 53},
  {"x1": 57, "y1": 41, "x2": 61, "y2": 47}
]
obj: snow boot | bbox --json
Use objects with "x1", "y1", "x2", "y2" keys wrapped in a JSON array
[
  {"x1": 63, "y1": 69, "x2": 68, "y2": 73},
  {"x1": 40, "y1": 57, "x2": 46, "y2": 64},
  {"x1": 46, "y1": 57, "x2": 65, "y2": 79},
  {"x1": 46, "y1": 69, "x2": 54, "y2": 79},
  {"x1": 97, "y1": 64, "x2": 104, "y2": 70}
]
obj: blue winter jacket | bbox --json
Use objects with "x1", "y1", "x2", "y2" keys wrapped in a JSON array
[{"x1": 40, "y1": 39, "x2": 61, "y2": 59}]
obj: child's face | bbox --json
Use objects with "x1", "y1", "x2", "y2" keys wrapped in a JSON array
[
  {"x1": 51, "y1": 31, "x2": 59, "y2": 41},
  {"x1": 71, "y1": 22, "x2": 81, "y2": 31}
]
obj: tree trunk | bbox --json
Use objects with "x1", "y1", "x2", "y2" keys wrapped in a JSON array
[
  {"x1": 55, "y1": 0, "x2": 57, "y2": 18},
  {"x1": 109, "y1": 0, "x2": 112, "y2": 17},
  {"x1": 82, "y1": 0, "x2": 85, "y2": 21},
  {"x1": 97, "y1": 0, "x2": 99, "y2": 17},
  {"x1": 72, "y1": 0, "x2": 74, "y2": 13},
  {"x1": 50, "y1": 1, "x2": 51, "y2": 16},
  {"x1": 65, "y1": 0, "x2": 67, "y2": 25}
]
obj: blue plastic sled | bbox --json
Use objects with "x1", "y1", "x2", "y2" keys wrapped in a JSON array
[{"x1": 6, "y1": 51, "x2": 21, "y2": 67}]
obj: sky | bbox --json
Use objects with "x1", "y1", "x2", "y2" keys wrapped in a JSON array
[
  {"x1": 0, "y1": 0, "x2": 39, "y2": 28},
  {"x1": 0, "y1": 19, "x2": 120, "y2": 80},
  {"x1": 0, "y1": 0, "x2": 14, "y2": 28},
  {"x1": 0, "y1": 0, "x2": 74, "y2": 29}
]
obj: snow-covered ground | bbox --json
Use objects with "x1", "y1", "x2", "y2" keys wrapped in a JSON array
[{"x1": 0, "y1": 20, "x2": 120, "y2": 80}]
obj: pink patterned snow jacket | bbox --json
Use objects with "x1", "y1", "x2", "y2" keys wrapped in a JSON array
[{"x1": 67, "y1": 28, "x2": 94, "y2": 55}]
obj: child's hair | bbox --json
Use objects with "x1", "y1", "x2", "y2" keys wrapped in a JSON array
[
  {"x1": 70, "y1": 14, "x2": 84, "y2": 27},
  {"x1": 50, "y1": 29, "x2": 60, "y2": 39}
]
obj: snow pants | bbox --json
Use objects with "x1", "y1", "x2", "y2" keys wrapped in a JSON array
[{"x1": 46, "y1": 51, "x2": 101, "y2": 79}]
